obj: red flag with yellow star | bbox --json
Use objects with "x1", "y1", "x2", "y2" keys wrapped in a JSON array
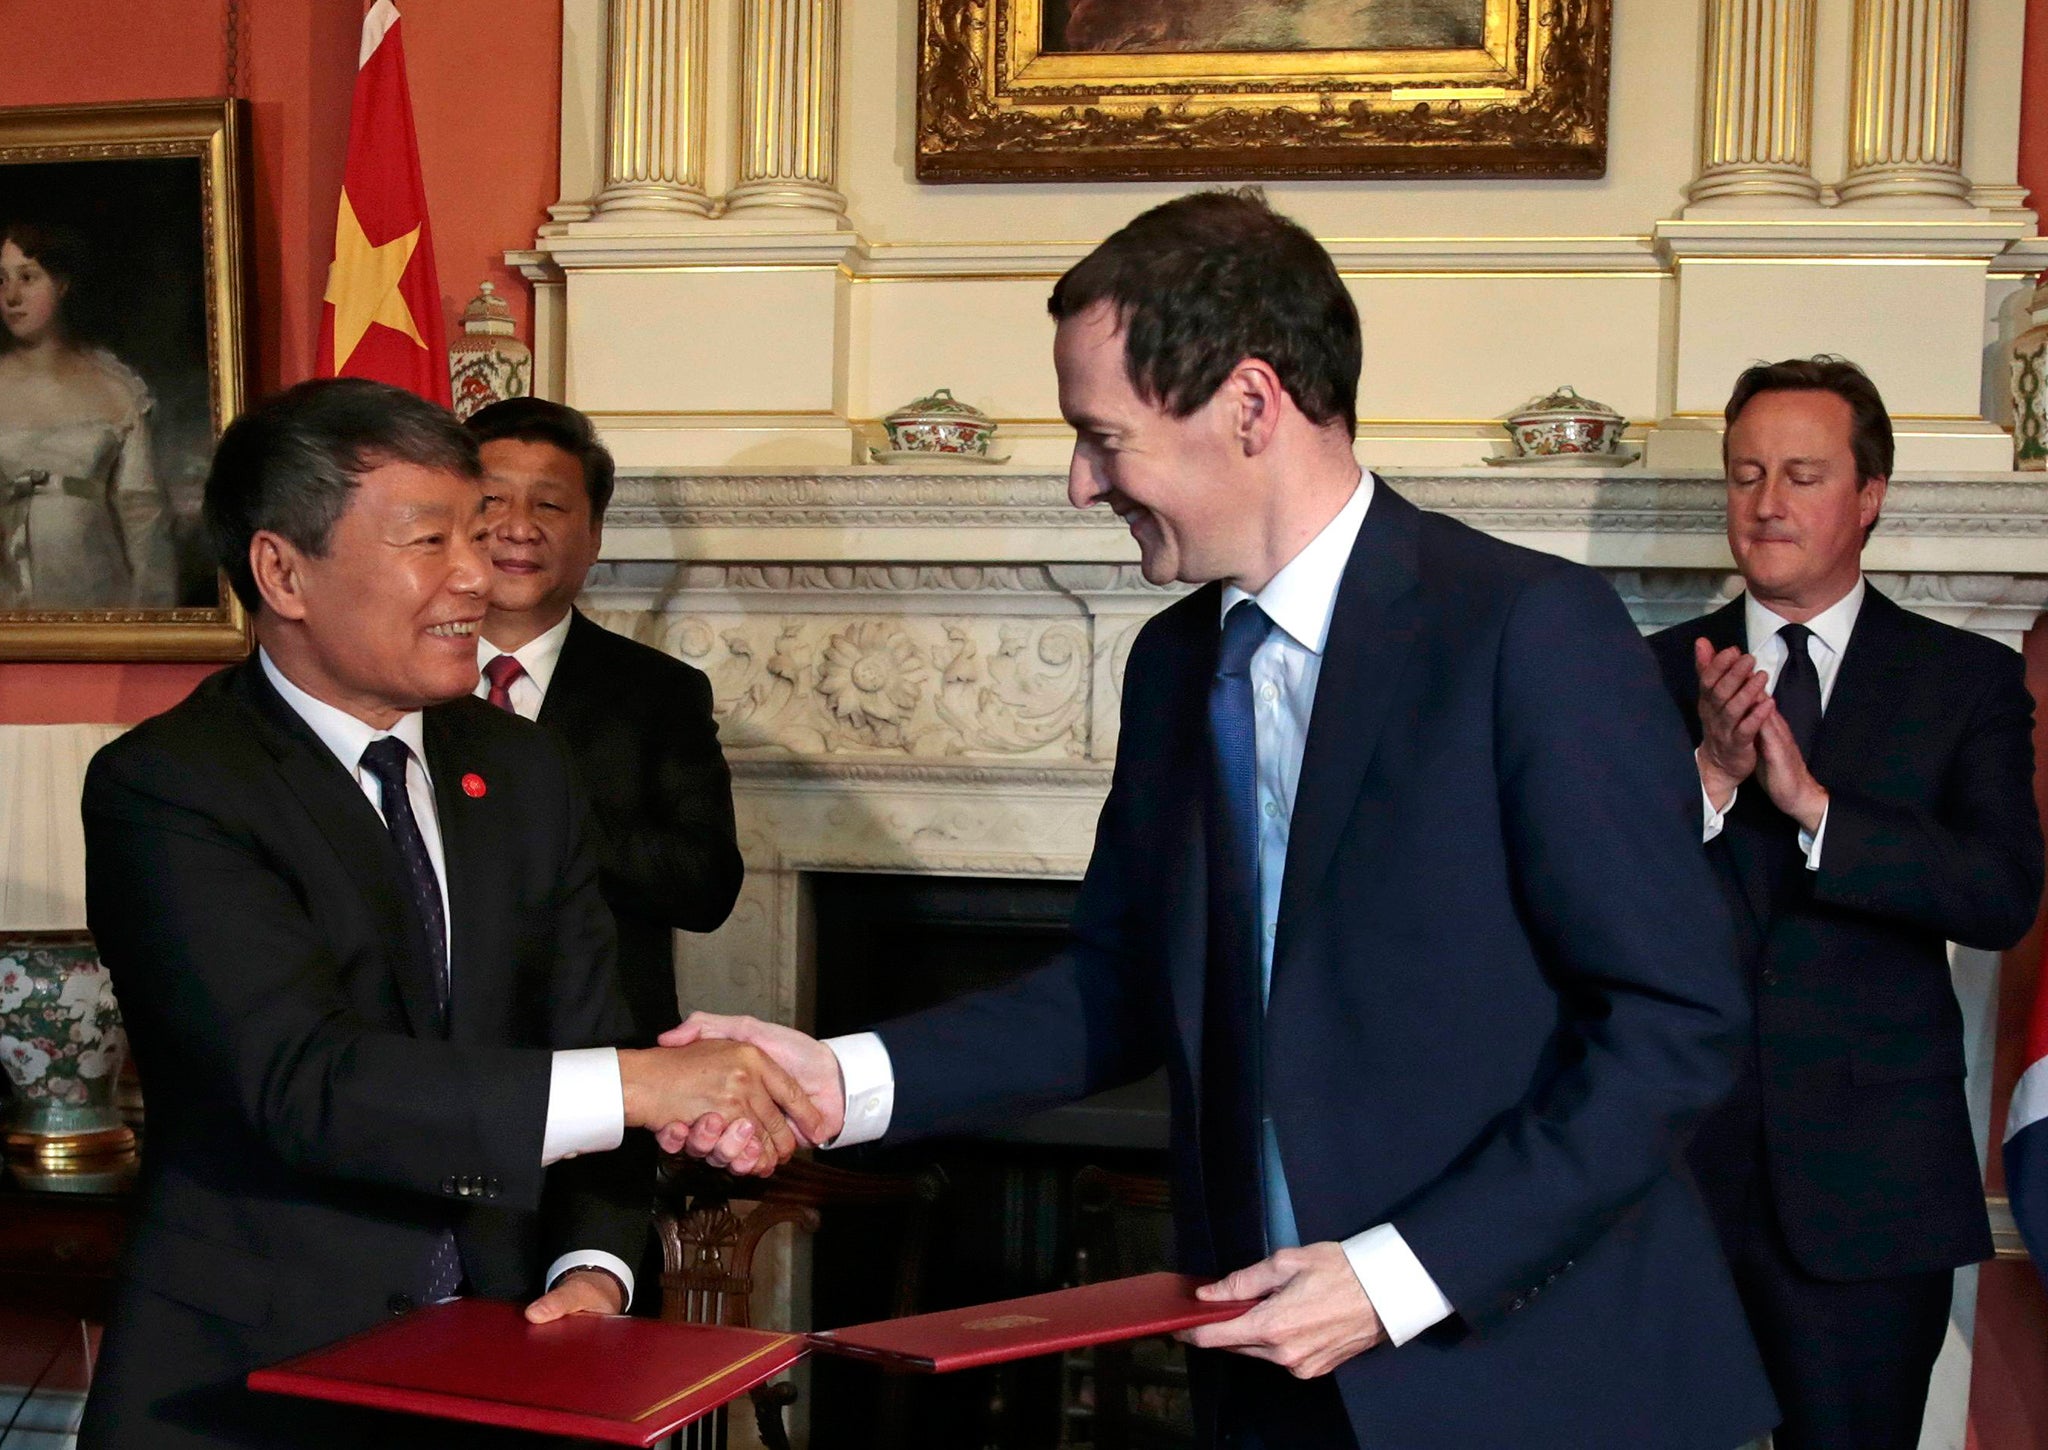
[{"x1": 317, "y1": 0, "x2": 450, "y2": 404}]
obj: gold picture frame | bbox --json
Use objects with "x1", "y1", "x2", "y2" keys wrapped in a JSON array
[
  {"x1": 918, "y1": 0, "x2": 1611, "y2": 182},
  {"x1": 0, "y1": 99, "x2": 253, "y2": 661}
]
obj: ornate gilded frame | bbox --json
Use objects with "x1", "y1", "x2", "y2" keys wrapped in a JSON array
[
  {"x1": 918, "y1": 0, "x2": 1611, "y2": 181},
  {"x1": 0, "y1": 99, "x2": 252, "y2": 661}
]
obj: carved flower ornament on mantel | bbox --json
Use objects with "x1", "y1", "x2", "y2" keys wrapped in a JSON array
[{"x1": 818, "y1": 622, "x2": 930, "y2": 745}]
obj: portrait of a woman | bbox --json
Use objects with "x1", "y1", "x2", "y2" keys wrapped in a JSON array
[{"x1": 0, "y1": 220, "x2": 174, "y2": 609}]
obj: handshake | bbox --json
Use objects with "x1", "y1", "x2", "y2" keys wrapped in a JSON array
[{"x1": 618, "y1": 1013, "x2": 846, "y2": 1177}]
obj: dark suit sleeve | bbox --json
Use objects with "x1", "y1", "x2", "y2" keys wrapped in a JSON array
[
  {"x1": 590, "y1": 661, "x2": 743, "y2": 933},
  {"x1": 535, "y1": 741, "x2": 657, "y2": 1279},
  {"x1": 82, "y1": 744, "x2": 556, "y2": 1212},
  {"x1": 1809, "y1": 646, "x2": 2043, "y2": 950},
  {"x1": 1391, "y1": 566, "x2": 1751, "y2": 1323}
]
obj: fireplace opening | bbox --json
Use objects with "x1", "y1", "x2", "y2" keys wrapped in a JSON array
[{"x1": 805, "y1": 872, "x2": 1189, "y2": 1449}]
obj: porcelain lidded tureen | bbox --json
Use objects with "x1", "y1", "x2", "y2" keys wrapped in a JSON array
[
  {"x1": 881, "y1": 388, "x2": 999, "y2": 456},
  {"x1": 1503, "y1": 385, "x2": 1630, "y2": 458}
]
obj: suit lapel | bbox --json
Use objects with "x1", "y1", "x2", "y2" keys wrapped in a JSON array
[
  {"x1": 534, "y1": 609, "x2": 595, "y2": 732},
  {"x1": 232, "y1": 664, "x2": 445, "y2": 1037},
  {"x1": 1274, "y1": 483, "x2": 1424, "y2": 939},
  {"x1": 423, "y1": 706, "x2": 503, "y2": 1045},
  {"x1": 1152, "y1": 596, "x2": 1218, "y2": 1077},
  {"x1": 1808, "y1": 584, "x2": 1909, "y2": 788}
]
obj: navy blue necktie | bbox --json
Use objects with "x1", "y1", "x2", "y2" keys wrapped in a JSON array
[
  {"x1": 359, "y1": 736, "x2": 463, "y2": 1303},
  {"x1": 1773, "y1": 623, "x2": 1822, "y2": 762},
  {"x1": 1203, "y1": 600, "x2": 1275, "y2": 1272}
]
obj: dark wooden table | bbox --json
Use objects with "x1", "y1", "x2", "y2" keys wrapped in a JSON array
[{"x1": 0, "y1": 1174, "x2": 133, "y2": 1325}]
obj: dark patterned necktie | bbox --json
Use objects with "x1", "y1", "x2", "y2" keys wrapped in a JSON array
[
  {"x1": 358, "y1": 736, "x2": 463, "y2": 1302},
  {"x1": 483, "y1": 653, "x2": 524, "y2": 713},
  {"x1": 1774, "y1": 623, "x2": 1822, "y2": 761},
  {"x1": 1202, "y1": 599, "x2": 1275, "y2": 1272}
]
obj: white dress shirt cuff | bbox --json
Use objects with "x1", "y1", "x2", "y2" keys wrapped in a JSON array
[
  {"x1": 1698, "y1": 753, "x2": 1734, "y2": 844},
  {"x1": 545, "y1": 1249, "x2": 635, "y2": 1313},
  {"x1": 1341, "y1": 1224, "x2": 1454, "y2": 1348},
  {"x1": 824, "y1": 1032, "x2": 896, "y2": 1148},
  {"x1": 1800, "y1": 801, "x2": 1828, "y2": 870},
  {"x1": 541, "y1": 1047, "x2": 626, "y2": 1165}
]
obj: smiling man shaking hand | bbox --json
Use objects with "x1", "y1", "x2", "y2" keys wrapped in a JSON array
[{"x1": 77, "y1": 379, "x2": 821, "y2": 1450}]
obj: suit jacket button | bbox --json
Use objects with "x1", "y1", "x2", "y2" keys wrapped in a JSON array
[
  {"x1": 441, "y1": 1176, "x2": 457, "y2": 1195},
  {"x1": 1760, "y1": 968, "x2": 1781, "y2": 987},
  {"x1": 388, "y1": 1293, "x2": 415, "y2": 1316}
]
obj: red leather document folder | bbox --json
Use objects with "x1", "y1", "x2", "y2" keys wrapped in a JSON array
[
  {"x1": 808, "y1": 1271, "x2": 1254, "y2": 1372},
  {"x1": 248, "y1": 1298, "x2": 805, "y2": 1446}
]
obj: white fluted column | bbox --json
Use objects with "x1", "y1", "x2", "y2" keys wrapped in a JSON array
[
  {"x1": 723, "y1": 0, "x2": 847, "y2": 219},
  {"x1": 1838, "y1": 0, "x2": 1970, "y2": 206},
  {"x1": 1685, "y1": 0, "x2": 1822, "y2": 208},
  {"x1": 594, "y1": 0, "x2": 712, "y2": 217}
]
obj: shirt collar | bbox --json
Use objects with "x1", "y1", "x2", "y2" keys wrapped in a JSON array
[
  {"x1": 479, "y1": 608, "x2": 574, "y2": 699},
  {"x1": 1220, "y1": 472, "x2": 1374, "y2": 655},
  {"x1": 1744, "y1": 574, "x2": 1865, "y2": 659},
  {"x1": 259, "y1": 648, "x2": 431, "y2": 781}
]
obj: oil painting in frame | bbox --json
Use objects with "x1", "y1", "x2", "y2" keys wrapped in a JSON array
[
  {"x1": 0, "y1": 99, "x2": 252, "y2": 661},
  {"x1": 919, "y1": 0, "x2": 1610, "y2": 181}
]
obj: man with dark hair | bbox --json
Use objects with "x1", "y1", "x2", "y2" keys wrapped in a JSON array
[
  {"x1": 79, "y1": 377, "x2": 823, "y2": 1450},
  {"x1": 1649, "y1": 357, "x2": 2043, "y2": 1449},
  {"x1": 665, "y1": 190, "x2": 1777, "y2": 1448},
  {"x1": 466, "y1": 396, "x2": 741, "y2": 1046}
]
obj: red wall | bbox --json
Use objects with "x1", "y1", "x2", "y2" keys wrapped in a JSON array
[{"x1": 0, "y1": 0, "x2": 560, "y2": 724}]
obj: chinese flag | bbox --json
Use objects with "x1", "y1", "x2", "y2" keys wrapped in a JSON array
[{"x1": 317, "y1": 0, "x2": 450, "y2": 404}]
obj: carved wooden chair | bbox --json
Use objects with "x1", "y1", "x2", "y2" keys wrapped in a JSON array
[
  {"x1": 1062, "y1": 1166, "x2": 1192, "y2": 1450},
  {"x1": 655, "y1": 1152, "x2": 946, "y2": 1450}
]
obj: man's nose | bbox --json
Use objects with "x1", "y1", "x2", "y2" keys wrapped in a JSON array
[
  {"x1": 1753, "y1": 474, "x2": 1790, "y2": 517},
  {"x1": 451, "y1": 530, "x2": 491, "y2": 596},
  {"x1": 496, "y1": 501, "x2": 542, "y2": 540},
  {"x1": 1068, "y1": 454, "x2": 1105, "y2": 510}
]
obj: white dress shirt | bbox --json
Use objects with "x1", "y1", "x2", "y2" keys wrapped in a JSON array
[
  {"x1": 825, "y1": 473, "x2": 1454, "y2": 1348},
  {"x1": 476, "y1": 609, "x2": 573, "y2": 721},
  {"x1": 1698, "y1": 576, "x2": 1864, "y2": 870},
  {"x1": 259, "y1": 649, "x2": 634, "y2": 1305}
]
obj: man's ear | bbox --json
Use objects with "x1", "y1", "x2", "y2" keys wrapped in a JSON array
[
  {"x1": 1231, "y1": 358, "x2": 1286, "y2": 456},
  {"x1": 1858, "y1": 474, "x2": 1887, "y2": 532},
  {"x1": 250, "y1": 531, "x2": 311, "y2": 622}
]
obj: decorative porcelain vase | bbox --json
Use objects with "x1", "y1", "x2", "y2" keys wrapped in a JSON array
[
  {"x1": 1504, "y1": 385, "x2": 1629, "y2": 457},
  {"x1": 0, "y1": 936, "x2": 135, "y2": 1190},
  {"x1": 882, "y1": 389, "x2": 998, "y2": 455},
  {"x1": 448, "y1": 281, "x2": 534, "y2": 422},
  {"x1": 2009, "y1": 278, "x2": 2048, "y2": 471}
]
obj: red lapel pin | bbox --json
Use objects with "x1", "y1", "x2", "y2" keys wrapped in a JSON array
[{"x1": 461, "y1": 773, "x2": 487, "y2": 799}]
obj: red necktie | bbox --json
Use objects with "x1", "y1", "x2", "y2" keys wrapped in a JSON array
[{"x1": 483, "y1": 653, "x2": 525, "y2": 713}]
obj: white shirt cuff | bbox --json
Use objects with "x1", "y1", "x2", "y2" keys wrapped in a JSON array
[
  {"x1": 1341, "y1": 1223, "x2": 1454, "y2": 1347},
  {"x1": 1698, "y1": 754, "x2": 1734, "y2": 844},
  {"x1": 542, "y1": 1047, "x2": 626, "y2": 1165},
  {"x1": 824, "y1": 1032, "x2": 895, "y2": 1147},
  {"x1": 1800, "y1": 800, "x2": 1828, "y2": 870},
  {"x1": 545, "y1": 1249, "x2": 635, "y2": 1313}
]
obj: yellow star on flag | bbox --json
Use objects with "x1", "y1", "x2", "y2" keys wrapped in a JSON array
[{"x1": 323, "y1": 189, "x2": 425, "y2": 369}]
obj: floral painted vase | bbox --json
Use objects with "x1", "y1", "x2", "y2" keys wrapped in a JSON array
[
  {"x1": 2010, "y1": 278, "x2": 2048, "y2": 471},
  {"x1": 0, "y1": 938, "x2": 135, "y2": 1187}
]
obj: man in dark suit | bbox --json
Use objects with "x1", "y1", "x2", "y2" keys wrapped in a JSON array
[
  {"x1": 1648, "y1": 357, "x2": 2043, "y2": 1450},
  {"x1": 467, "y1": 397, "x2": 742, "y2": 1047},
  {"x1": 77, "y1": 379, "x2": 823, "y2": 1450},
  {"x1": 664, "y1": 191, "x2": 1777, "y2": 1449}
]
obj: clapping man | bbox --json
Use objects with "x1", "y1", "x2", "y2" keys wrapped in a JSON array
[{"x1": 1650, "y1": 358, "x2": 2043, "y2": 1449}]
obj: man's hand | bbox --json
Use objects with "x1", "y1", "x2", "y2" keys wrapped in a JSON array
[
  {"x1": 654, "y1": 1014, "x2": 847, "y2": 1175},
  {"x1": 1755, "y1": 705, "x2": 1829, "y2": 835},
  {"x1": 616, "y1": 1038, "x2": 827, "y2": 1177},
  {"x1": 1693, "y1": 637, "x2": 1771, "y2": 810},
  {"x1": 524, "y1": 1267, "x2": 625, "y2": 1323},
  {"x1": 1180, "y1": 1242, "x2": 1386, "y2": 1379}
]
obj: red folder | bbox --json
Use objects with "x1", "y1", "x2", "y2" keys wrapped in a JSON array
[
  {"x1": 809, "y1": 1271, "x2": 1255, "y2": 1372},
  {"x1": 247, "y1": 1298, "x2": 804, "y2": 1447}
]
